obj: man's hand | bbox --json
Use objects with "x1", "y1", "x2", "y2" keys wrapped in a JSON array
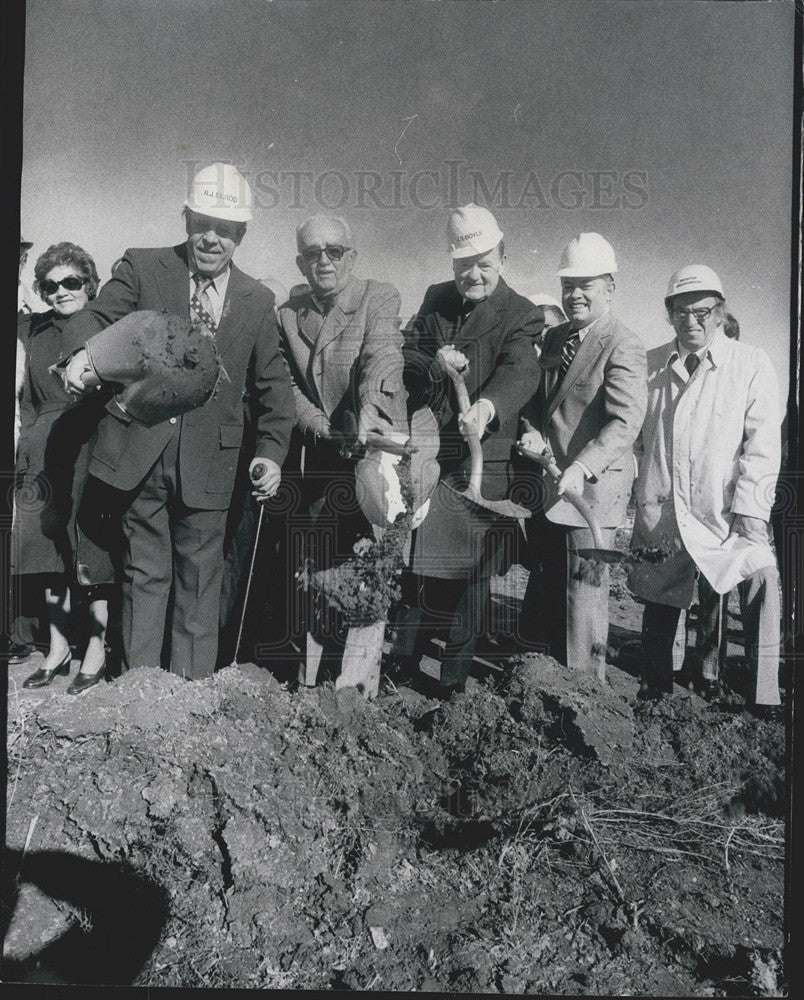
[
  {"x1": 61, "y1": 348, "x2": 98, "y2": 396},
  {"x1": 432, "y1": 344, "x2": 469, "y2": 379},
  {"x1": 249, "y1": 457, "x2": 281, "y2": 501},
  {"x1": 556, "y1": 461, "x2": 587, "y2": 499},
  {"x1": 730, "y1": 514, "x2": 769, "y2": 545},
  {"x1": 518, "y1": 421, "x2": 548, "y2": 456},
  {"x1": 458, "y1": 398, "x2": 494, "y2": 440},
  {"x1": 357, "y1": 401, "x2": 394, "y2": 444}
]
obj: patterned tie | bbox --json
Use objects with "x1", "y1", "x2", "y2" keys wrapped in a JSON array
[
  {"x1": 556, "y1": 330, "x2": 580, "y2": 387},
  {"x1": 684, "y1": 352, "x2": 700, "y2": 378},
  {"x1": 190, "y1": 273, "x2": 217, "y2": 336}
]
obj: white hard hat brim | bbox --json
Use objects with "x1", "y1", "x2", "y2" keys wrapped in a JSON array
[{"x1": 184, "y1": 199, "x2": 252, "y2": 223}]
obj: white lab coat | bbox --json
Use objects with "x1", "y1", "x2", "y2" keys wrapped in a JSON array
[{"x1": 629, "y1": 328, "x2": 780, "y2": 608}]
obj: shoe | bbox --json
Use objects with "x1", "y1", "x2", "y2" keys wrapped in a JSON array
[
  {"x1": 636, "y1": 682, "x2": 663, "y2": 703},
  {"x1": 7, "y1": 641, "x2": 37, "y2": 664},
  {"x1": 748, "y1": 703, "x2": 784, "y2": 723},
  {"x1": 22, "y1": 651, "x2": 72, "y2": 689},
  {"x1": 695, "y1": 678, "x2": 723, "y2": 703},
  {"x1": 67, "y1": 662, "x2": 106, "y2": 696},
  {"x1": 416, "y1": 673, "x2": 464, "y2": 701}
]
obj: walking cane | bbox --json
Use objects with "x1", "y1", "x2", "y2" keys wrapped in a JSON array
[{"x1": 231, "y1": 463, "x2": 268, "y2": 666}]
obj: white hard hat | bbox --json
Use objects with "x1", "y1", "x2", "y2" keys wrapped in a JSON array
[
  {"x1": 446, "y1": 204, "x2": 504, "y2": 259},
  {"x1": 664, "y1": 265, "x2": 724, "y2": 303},
  {"x1": 184, "y1": 162, "x2": 253, "y2": 222},
  {"x1": 557, "y1": 232, "x2": 617, "y2": 278},
  {"x1": 527, "y1": 292, "x2": 565, "y2": 312}
]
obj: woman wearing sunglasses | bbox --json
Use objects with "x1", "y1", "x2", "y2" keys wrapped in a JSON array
[{"x1": 13, "y1": 242, "x2": 113, "y2": 695}]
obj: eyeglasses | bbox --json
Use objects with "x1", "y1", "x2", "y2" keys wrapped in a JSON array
[
  {"x1": 40, "y1": 275, "x2": 87, "y2": 296},
  {"x1": 300, "y1": 244, "x2": 351, "y2": 264},
  {"x1": 671, "y1": 306, "x2": 716, "y2": 323}
]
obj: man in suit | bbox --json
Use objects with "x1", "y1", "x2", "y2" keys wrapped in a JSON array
[
  {"x1": 518, "y1": 233, "x2": 647, "y2": 677},
  {"x1": 397, "y1": 204, "x2": 542, "y2": 697},
  {"x1": 60, "y1": 163, "x2": 294, "y2": 679},
  {"x1": 275, "y1": 213, "x2": 408, "y2": 668}
]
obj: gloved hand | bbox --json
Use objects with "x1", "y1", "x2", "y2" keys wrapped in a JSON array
[{"x1": 458, "y1": 398, "x2": 494, "y2": 440}]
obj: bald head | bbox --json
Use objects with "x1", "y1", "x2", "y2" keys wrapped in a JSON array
[{"x1": 296, "y1": 214, "x2": 354, "y2": 253}]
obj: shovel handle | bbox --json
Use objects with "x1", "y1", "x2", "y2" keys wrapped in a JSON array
[
  {"x1": 514, "y1": 443, "x2": 606, "y2": 551},
  {"x1": 441, "y1": 358, "x2": 483, "y2": 496},
  {"x1": 362, "y1": 432, "x2": 419, "y2": 456}
]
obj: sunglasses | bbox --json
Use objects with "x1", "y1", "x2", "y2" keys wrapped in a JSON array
[
  {"x1": 300, "y1": 244, "x2": 351, "y2": 264},
  {"x1": 40, "y1": 275, "x2": 87, "y2": 296}
]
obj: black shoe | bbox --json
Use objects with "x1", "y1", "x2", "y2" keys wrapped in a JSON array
[
  {"x1": 636, "y1": 682, "x2": 664, "y2": 703},
  {"x1": 67, "y1": 662, "x2": 106, "y2": 696},
  {"x1": 748, "y1": 703, "x2": 784, "y2": 723},
  {"x1": 22, "y1": 651, "x2": 72, "y2": 689},
  {"x1": 695, "y1": 678, "x2": 723, "y2": 703},
  {"x1": 7, "y1": 641, "x2": 36, "y2": 664}
]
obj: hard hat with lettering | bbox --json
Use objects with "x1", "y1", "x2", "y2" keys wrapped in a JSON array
[
  {"x1": 184, "y1": 162, "x2": 253, "y2": 222},
  {"x1": 446, "y1": 204, "x2": 504, "y2": 259},
  {"x1": 557, "y1": 232, "x2": 618, "y2": 278},
  {"x1": 664, "y1": 265, "x2": 724, "y2": 304},
  {"x1": 526, "y1": 292, "x2": 565, "y2": 312}
]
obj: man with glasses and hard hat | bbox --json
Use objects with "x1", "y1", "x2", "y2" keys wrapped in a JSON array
[
  {"x1": 518, "y1": 232, "x2": 647, "y2": 678},
  {"x1": 396, "y1": 204, "x2": 542, "y2": 697},
  {"x1": 628, "y1": 265, "x2": 783, "y2": 721},
  {"x1": 59, "y1": 162, "x2": 294, "y2": 680}
]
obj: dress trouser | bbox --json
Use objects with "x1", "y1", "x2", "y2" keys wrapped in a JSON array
[
  {"x1": 121, "y1": 431, "x2": 227, "y2": 679},
  {"x1": 397, "y1": 572, "x2": 491, "y2": 689},
  {"x1": 519, "y1": 512, "x2": 613, "y2": 678},
  {"x1": 641, "y1": 565, "x2": 781, "y2": 705}
]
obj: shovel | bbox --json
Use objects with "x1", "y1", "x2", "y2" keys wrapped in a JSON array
[
  {"x1": 438, "y1": 355, "x2": 531, "y2": 522},
  {"x1": 514, "y1": 442, "x2": 624, "y2": 565}
]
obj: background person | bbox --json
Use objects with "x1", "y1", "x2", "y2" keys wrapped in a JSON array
[
  {"x1": 59, "y1": 163, "x2": 294, "y2": 680},
  {"x1": 629, "y1": 267, "x2": 782, "y2": 720},
  {"x1": 12, "y1": 242, "x2": 113, "y2": 694},
  {"x1": 518, "y1": 233, "x2": 647, "y2": 678}
]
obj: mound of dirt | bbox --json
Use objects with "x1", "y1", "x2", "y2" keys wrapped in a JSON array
[{"x1": 4, "y1": 656, "x2": 785, "y2": 994}]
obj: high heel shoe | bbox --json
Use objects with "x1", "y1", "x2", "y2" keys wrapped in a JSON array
[
  {"x1": 22, "y1": 650, "x2": 72, "y2": 689},
  {"x1": 67, "y1": 661, "x2": 106, "y2": 696}
]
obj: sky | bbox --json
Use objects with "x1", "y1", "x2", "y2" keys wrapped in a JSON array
[{"x1": 20, "y1": 0, "x2": 795, "y2": 392}]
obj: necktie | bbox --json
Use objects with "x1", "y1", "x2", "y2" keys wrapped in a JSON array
[
  {"x1": 556, "y1": 330, "x2": 580, "y2": 387},
  {"x1": 684, "y1": 352, "x2": 700, "y2": 377},
  {"x1": 191, "y1": 273, "x2": 216, "y2": 336}
]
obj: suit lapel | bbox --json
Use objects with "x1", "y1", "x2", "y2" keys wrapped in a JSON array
[
  {"x1": 313, "y1": 279, "x2": 365, "y2": 358},
  {"x1": 215, "y1": 264, "x2": 252, "y2": 357},
  {"x1": 546, "y1": 316, "x2": 608, "y2": 419},
  {"x1": 157, "y1": 244, "x2": 192, "y2": 318}
]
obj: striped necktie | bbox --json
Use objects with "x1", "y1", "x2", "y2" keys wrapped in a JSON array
[
  {"x1": 191, "y1": 273, "x2": 217, "y2": 336},
  {"x1": 556, "y1": 330, "x2": 580, "y2": 387}
]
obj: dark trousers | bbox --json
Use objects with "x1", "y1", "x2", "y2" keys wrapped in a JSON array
[
  {"x1": 120, "y1": 433, "x2": 227, "y2": 679},
  {"x1": 396, "y1": 572, "x2": 491, "y2": 688},
  {"x1": 641, "y1": 566, "x2": 781, "y2": 704}
]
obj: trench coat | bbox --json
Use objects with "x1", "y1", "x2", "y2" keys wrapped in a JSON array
[{"x1": 628, "y1": 329, "x2": 780, "y2": 608}]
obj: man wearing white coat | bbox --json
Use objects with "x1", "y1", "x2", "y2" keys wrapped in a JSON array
[{"x1": 629, "y1": 265, "x2": 783, "y2": 720}]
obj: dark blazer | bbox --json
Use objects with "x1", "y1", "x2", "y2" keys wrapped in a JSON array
[
  {"x1": 63, "y1": 244, "x2": 295, "y2": 510},
  {"x1": 403, "y1": 277, "x2": 542, "y2": 501},
  {"x1": 523, "y1": 312, "x2": 647, "y2": 527}
]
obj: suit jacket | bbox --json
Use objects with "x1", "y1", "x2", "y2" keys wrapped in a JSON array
[
  {"x1": 403, "y1": 278, "x2": 542, "y2": 502},
  {"x1": 277, "y1": 277, "x2": 407, "y2": 437},
  {"x1": 62, "y1": 244, "x2": 294, "y2": 510},
  {"x1": 523, "y1": 311, "x2": 647, "y2": 527}
]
